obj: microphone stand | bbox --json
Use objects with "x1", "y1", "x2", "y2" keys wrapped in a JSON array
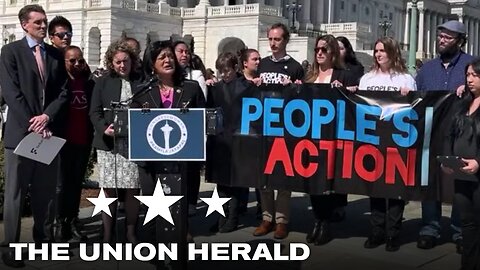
[{"x1": 107, "y1": 76, "x2": 157, "y2": 269}]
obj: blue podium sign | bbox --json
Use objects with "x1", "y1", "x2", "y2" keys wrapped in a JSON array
[{"x1": 128, "y1": 108, "x2": 206, "y2": 161}]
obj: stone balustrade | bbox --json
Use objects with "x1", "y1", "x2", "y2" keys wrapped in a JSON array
[
  {"x1": 320, "y1": 22, "x2": 371, "y2": 33},
  {"x1": 1, "y1": 0, "x2": 282, "y2": 18}
]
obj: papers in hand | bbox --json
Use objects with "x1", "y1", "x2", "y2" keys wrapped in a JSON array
[{"x1": 14, "y1": 133, "x2": 66, "y2": 165}]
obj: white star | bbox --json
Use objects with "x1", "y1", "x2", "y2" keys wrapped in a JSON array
[
  {"x1": 200, "y1": 187, "x2": 231, "y2": 217},
  {"x1": 87, "y1": 188, "x2": 117, "y2": 217},
  {"x1": 135, "y1": 180, "x2": 183, "y2": 226}
]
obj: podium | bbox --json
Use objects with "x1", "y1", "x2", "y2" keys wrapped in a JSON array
[{"x1": 128, "y1": 108, "x2": 206, "y2": 270}]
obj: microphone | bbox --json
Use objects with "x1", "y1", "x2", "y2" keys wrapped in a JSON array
[
  {"x1": 121, "y1": 75, "x2": 160, "y2": 106},
  {"x1": 135, "y1": 75, "x2": 158, "y2": 91}
]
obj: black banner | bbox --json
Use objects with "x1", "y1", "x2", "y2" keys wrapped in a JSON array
[{"x1": 207, "y1": 83, "x2": 458, "y2": 201}]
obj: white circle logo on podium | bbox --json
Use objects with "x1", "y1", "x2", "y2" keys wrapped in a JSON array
[{"x1": 146, "y1": 114, "x2": 188, "y2": 156}]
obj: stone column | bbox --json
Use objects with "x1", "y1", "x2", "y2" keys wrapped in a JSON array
[
  {"x1": 315, "y1": 0, "x2": 326, "y2": 26},
  {"x1": 197, "y1": 0, "x2": 210, "y2": 5},
  {"x1": 425, "y1": 10, "x2": 431, "y2": 58},
  {"x1": 417, "y1": 8, "x2": 424, "y2": 57},
  {"x1": 404, "y1": 8, "x2": 410, "y2": 47},
  {"x1": 475, "y1": 19, "x2": 480, "y2": 56},
  {"x1": 464, "y1": 16, "x2": 469, "y2": 54},
  {"x1": 469, "y1": 18, "x2": 475, "y2": 55},
  {"x1": 396, "y1": 9, "x2": 403, "y2": 42},
  {"x1": 302, "y1": 0, "x2": 311, "y2": 24}
]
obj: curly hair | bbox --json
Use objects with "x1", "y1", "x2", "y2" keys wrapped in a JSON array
[
  {"x1": 371, "y1": 37, "x2": 407, "y2": 74},
  {"x1": 305, "y1": 34, "x2": 343, "y2": 83},
  {"x1": 104, "y1": 39, "x2": 139, "y2": 78}
]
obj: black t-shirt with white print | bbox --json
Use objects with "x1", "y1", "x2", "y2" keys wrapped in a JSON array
[{"x1": 258, "y1": 56, "x2": 304, "y2": 84}]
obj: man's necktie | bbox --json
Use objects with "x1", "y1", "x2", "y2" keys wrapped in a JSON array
[{"x1": 34, "y1": 44, "x2": 45, "y2": 83}]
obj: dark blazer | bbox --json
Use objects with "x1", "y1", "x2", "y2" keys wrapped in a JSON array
[
  {"x1": 0, "y1": 37, "x2": 69, "y2": 149},
  {"x1": 331, "y1": 68, "x2": 358, "y2": 87},
  {"x1": 131, "y1": 79, "x2": 206, "y2": 110},
  {"x1": 89, "y1": 72, "x2": 143, "y2": 151},
  {"x1": 345, "y1": 63, "x2": 365, "y2": 85}
]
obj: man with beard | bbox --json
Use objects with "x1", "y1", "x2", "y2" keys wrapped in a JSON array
[{"x1": 416, "y1": 20, "x2": 473, "y2": 253}]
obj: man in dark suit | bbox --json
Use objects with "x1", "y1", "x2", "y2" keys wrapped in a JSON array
[{"x1": 0, "y1": 4, "x2": 69, "y2": 268}]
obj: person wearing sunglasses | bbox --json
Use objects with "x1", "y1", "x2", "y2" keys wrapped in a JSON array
[
  {"x1": 48, "y1": 15, "x2": 72, "y2": 52},
  {"x1": 55, "y1": 46, "x2": 94, "y2": 242},
  {"x1": 303, "y1": 34, "x2": 357, "y2": 246}
]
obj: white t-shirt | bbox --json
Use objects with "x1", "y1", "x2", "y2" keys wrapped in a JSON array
[
  {"x1": 359, "y1": 71, "x2": 417, "y2": 91},
  {"x1": 185, "y1": 68, "x2": 207, "y2": 100}
]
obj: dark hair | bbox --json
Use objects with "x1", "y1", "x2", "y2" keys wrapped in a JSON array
[
  {"x1": 18, "y1": 4, "x2": 45, "y2": 24},
  {"x1": 144, "y1": 40, "x2": 185, "y2": 86},
  {"x1": 191, "y1": 54, "x2": 207, "y2": 79},
  {"x1": 122, "y1": 37, "x2": 141, "y2": 56},
  {"x1": 104, "y1": 39, "x2": 139, "y2": 78},
  {"x1": 336, "y1": 36, "x2": 361, "y2": 66},
  {"x1": 48, "y1": 16, "x2": 72, "y2": 36},
  {"x1": 371, "y1": 37, "x2": 407, "y2": 74},
  {"x1": 451, "y1": 57, "x2": 480, "y2": 147},
  {"x1": 239, "y1": 48, "x2": 259, "y2": 68},
  {"x1": 415, "y1": 58, "x2": 423, "y2": 70},
  {"x1": 305, "y1": 34, "x2": 343, "y2": 83},
  {"x1": 64, "y1": 45, "x2": 81, "y2": 54},
  {"x1": 206, "y1": 68, "x2": 216, "y2": 79},
  {"x1": 64, "y1": 45, "x2": 91, "y2": 77},
  {"x1": 268, "y1": 23, "x2": 290, "y2": 43},
  {"x1": 215, "y1": 52, "x2": 238, "y2": 71}
]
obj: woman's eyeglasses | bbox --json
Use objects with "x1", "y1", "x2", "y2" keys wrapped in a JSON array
[
  {"x1": 66, "y1": 58, "x2": 86, "y2": 65},
  {"x1": 54, "y1": 32, "x2": 73, "y2": 39},
  {"x1": 314, "y1": 46, "x2": 329, "y2": 54}
]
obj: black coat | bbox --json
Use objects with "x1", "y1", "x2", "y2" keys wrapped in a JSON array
[
  {"x1": 345, "y1": 62, "x2": 365, "y2": 85},
  {"x1": 205, "y1": 76, "x2": 253, "y2": 184},
  {"x1": 0, "y1": 38, "x2": 69, "y2": 148},
  {"x1": 131, "y1": 79, "x2": 206, "y2": 110},
  {"x1": 89, "y1": 72, "x2": 143, "y2": 151},
  {"x1": 131, "y1": 78, "x2": 206, "y2": 194}
]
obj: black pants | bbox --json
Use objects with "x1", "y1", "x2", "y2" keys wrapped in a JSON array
[
  {"x1": 217, "y1": 185, "x2": 245, "y2": 220},
  {"x1": 57, "y1": 143, "x2": 91, "y2": 220},
  {"x1": 187, "y1": 162, "x2": 201, "y2": 206},
  {"x1": 455, "y1": 180, "x2": 480, "y2": 270},
  {"x1": 369, "y1": 197, "x2": 405, "y2": 238},
  {"x1": 310, "y1": 194, "x2": 347, "y2": 221}
]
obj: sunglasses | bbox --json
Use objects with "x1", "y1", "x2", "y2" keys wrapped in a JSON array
[
  {"x1": 314, "y1": 46, "x2": 329, "y2": 54},
  {"x1": 66, "y1": 58, "x2": 86, "y2": 65},
  {"x1": 54, "y1": 32, "x2": 72, "y2": 39}
]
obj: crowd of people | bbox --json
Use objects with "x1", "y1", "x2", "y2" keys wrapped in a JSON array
[{"x1": 0, "y1": 4, "x2": 480, "y2": 270}]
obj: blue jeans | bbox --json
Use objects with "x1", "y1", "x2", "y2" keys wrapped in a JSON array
[{"x1": 419, "y1": 201, "x2": 462, "y2": 241}]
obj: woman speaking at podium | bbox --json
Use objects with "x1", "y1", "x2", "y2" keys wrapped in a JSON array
[
  {"x1": 133, "y1": 40, "x2": 206, "y2": 243},
  {"x1": 89, "y1": 40, "x2": 143, "y2": 243}
]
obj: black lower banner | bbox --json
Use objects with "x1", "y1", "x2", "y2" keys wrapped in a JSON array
[{"x1": 207, "y1": 83, "x2": 458, "y2": 201}]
